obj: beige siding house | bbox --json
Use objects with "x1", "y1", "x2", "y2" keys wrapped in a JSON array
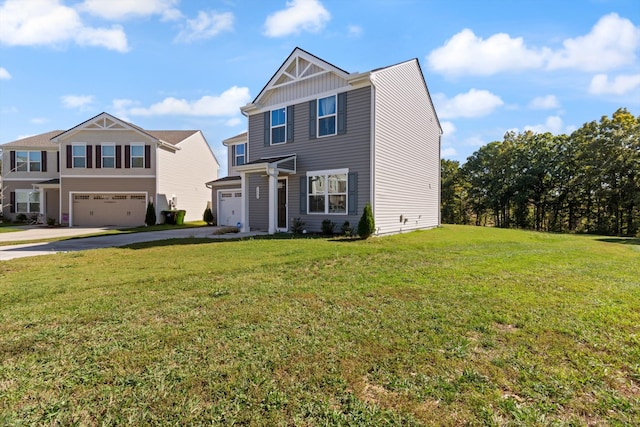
[
  {"x1": 208, "y1": 48, "x2": 442, "y2": 235},
  {"x1": 1, "y1": 112, "x2": 219, "y2": 227}
]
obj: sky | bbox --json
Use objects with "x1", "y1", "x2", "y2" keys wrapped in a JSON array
[{"x1": 0, "y1": 0, "x2": 639, "y2": 176}]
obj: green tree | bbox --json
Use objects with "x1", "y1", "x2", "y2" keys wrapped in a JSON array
[
  {"x1": 145, "y1": 202, "x2": 156, "y2": 226},
  {"x1": 357, "y1": 203, "x2": 375, "y2": 238}
]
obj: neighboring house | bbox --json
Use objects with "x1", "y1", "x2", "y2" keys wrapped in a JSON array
[
  {"x1": 207, "y1": 47, "x2": 442, "y2": 235},
  {"x1": 1, "y1": 112, "x2": 219, "y2": 227}
]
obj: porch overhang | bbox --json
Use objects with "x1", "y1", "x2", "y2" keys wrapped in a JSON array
[
  {"x1": 32, "y1": 178, "x2": 60, "y2": 189},
  {"x1": 234, "y1": 155, "x2": 296, "y2": 175}
]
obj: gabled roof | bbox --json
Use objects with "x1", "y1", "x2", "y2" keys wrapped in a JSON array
[
  {"x1": 246, "y1": 47, "x2": 352, "y2": 110},
  {"x1": 1, "y1": 130, "x2": 63, "y2": 148},
  {"x1": 222, "y1": 131, "x2": 248, "y2": 146},
  {"x1": 147, "y1": 130, "x2": 199, "y2": 146},
  {"x1": 50, "y1": 112, "x2": 158, "y2": 143}
]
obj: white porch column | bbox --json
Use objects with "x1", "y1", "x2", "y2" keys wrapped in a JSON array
[
  {"x1": 240, "y1": 172, "x2": 248, "y2": 232},
  {"x1": 267, "y1": 167, "x2": 278, "y2": 234}
]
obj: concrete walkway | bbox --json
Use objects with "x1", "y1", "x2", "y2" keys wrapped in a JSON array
[{"x1": 0, "y1": 226, "x2": 267, "y2": 261}]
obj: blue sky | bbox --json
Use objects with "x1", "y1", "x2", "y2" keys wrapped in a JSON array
[{"x1": 1, "y1": 0, "x2": 639, "y2": 175}]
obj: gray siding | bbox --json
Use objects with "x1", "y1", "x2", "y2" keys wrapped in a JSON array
[
  {"x1": 247, "y1": 86, "x2": 372, "y2": 233},
  {"x1": 371, "y1": 60, "x2": 441, "y2": 235}
]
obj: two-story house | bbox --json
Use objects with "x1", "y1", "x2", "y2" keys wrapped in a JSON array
[
  {"x1": 207, "y1": 48, "x2": 442, "y2": 235},
  {"x1": 1, "y1": 112, "x2": 219, "y2": 227}
]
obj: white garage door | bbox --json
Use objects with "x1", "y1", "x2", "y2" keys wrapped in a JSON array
[
  {"x1": 72, "y1": 194, "x2": 147, "y2": 227},
  {"x1": 218, "y1": 190, "x2": 242, "y2": 227}
]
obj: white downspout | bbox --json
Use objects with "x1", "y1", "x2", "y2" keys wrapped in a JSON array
[{"x1": 240, "y1": 171, "x2": 248, "y2": 232}]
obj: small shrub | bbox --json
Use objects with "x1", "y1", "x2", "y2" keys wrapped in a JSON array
[
  {"x1": 357, "y1": 203, "x2": 375, "y2": 238},
  {"x1": 341, "y1": 221, "x2": 353, "y2": 237},
  {"x1": 291, "y1": 217, "x2": 305, "y2": 236},
  {"x1": 145, "y1": 202, "x2": 156, "y2": 226},
  {"x1": 203, "y1": 207, "x2": 214, "y2": 225},
  {"x1": 47, "y1": 217, "x2": 56, "y2": 226},
  {"x1": 16, "y1": 213, "x2": 27, "y2": 223},
  {"x1": 321, "y1": 219, "x2": 335, "y2": 236}
]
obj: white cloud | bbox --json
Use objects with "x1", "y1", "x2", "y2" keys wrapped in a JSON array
[
  {"x1": 547, "y1": 13, "x2": 640, "y2": 72},
  {"x1": 111, "y1": 98, "x2": 137, "y2": 121},
  {"x1": 348, "y1": 25, "x2": 362, "y2": 37},
  {"x1": 78, "y1": 0, "x2": 181, "y2": 21},
  {"x1": 427, "y1": 29, "x2": 547, "y2": 76},
  {"x1": 524, "y1": 115, "x2": 564, "y2": 134},
  {"x1": 529, "y1": 95, "x2": 559, "y2": 110},
  {"x1": 0, "y1": 0, "x2": 128, "y2": 52},
  {"x1": 434, "y1": 89, "x2": 504, "y2": 119},
  {"x1": 441, "y1": 121, "x2": 456, "y2": 136},
  {"x1": 175, "y1": 11, "x2": 234, "y2": 43},
  {"x1": 427, "y1": 13, "x2": 640, "y2": 76},
  {"x1": 264, "y1": 0, "x2": 330, "y2": 37},
  {"x1": 30, "y1": 117, "x2": 48, "y2": 124},
  {"x1": 589, "y1": 73, "x2": 640, "y2": 95},
  {"x1": 441, "y1": 147, "x2": 457, "y2": 157},
  {"x1": 0, "y1": 67, "x2": 11, "y2": 79},
  {"x1": 225, "y1": 117, "x2": 242, "y2": 127},
  {"x1": 130, "y1": 86, "x2": 251, "y2": 117},
  {"x1": 61, "y1": 94, "x2": 94, "y2": 109}
]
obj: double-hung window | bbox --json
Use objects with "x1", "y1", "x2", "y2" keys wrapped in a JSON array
[
  {"x1": 271, "y1": 108, "x2": 286, "y2": 144},
  {"x1": 101, "y1": 144, "x2": 115, "y2": 168},
  {"x1": 308, "y1": 169, "x2": 347, "y2": 214},
  {"x1": 15, "y1": 190, "x2": 40, "y2": 213},
  {"x1": 233, "y1": 143, "x2": 246, "y2": 166},
  {"x1": 318, "y1": 95, "x2": 337, "y2": 137},
  {"x1": 15, "y1": 151, "x2": 41, "y2": 172},
  {"x1": 72, "y1": 145, "x2": 86, "y2": 168},
  {"x1": 131, "y1": 144, "x2": 144, "y2": 168}
]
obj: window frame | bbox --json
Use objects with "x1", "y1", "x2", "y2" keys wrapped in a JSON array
[
  {"x1": 130, "y1": 144, "x2": 145, "y2": 168},
  {"x1": 101, "y1": 144, "x2": 116, "y2": 168},
  {"x1": 271, "y1": 107, "x2": 286, "y2": 145},
  {"x1": 306, "y1": 168, "x2": 348, "y2": 215},
  {"x1": 72, "y1": 144, "x2": 86, "y2": 168},
  {"x1": 317, "y1": 95, "x2": 337, "y2": 137},
  {"x1": 15, "y1": 151, "x2": 42, "y2": 172},
  {"x1": 233, "y1": 143, "x2": 246, "y2": 166},
  {"x1": 14, "y1": 189, "x2": 40, "y2": 213}
]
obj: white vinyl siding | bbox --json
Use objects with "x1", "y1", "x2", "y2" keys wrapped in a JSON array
[{"x1": 371, "y1": 60, "x2": 441, "y2": 235}]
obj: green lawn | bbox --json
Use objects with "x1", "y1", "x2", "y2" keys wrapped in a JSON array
[{"x1": 1, "y1": 225, "x2": 638, "y2": 425}]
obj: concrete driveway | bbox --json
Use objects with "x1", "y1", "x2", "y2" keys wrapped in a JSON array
[{"x1": 0, "y1": 226, "x2": 265, "y2": 261}]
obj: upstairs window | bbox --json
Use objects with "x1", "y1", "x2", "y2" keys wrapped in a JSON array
[
  {"x1": 131, "y1": 144, "x2": 144, "y2": 168},
  {"x1": 72, "y1": 145, "x2": 86, "y2": 168},
  {"x1": 318, "y1": 95, "x2": 336, "y2": 137},
  {"x1": 271, "y1": 108, "x2": 286, "y2": 144},
  {"x1": 233, "y1": 143, "x2": 246, "y2": 166},
  {"x1": 15, "y1": 151, "x2": 41, "y2": 172},
  {"x1": 101, "y1": 145, "x2": 115, "y2": 168}
]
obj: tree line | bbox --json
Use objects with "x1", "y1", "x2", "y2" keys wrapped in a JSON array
[{"x1": 441, "y1": 108, "x2": 639, "y2": 236}]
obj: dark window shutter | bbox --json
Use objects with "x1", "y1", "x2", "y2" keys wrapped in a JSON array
[
  {"x1": 286, "y1": 105, "x2": 294, "y2": 143},
  {"x1": 348, "y1": 172, "x2": 358, "y2": 215},
  {"x1": 66, "y1": 145, "x2": 72, "y2": 168},
  {"x1": 231, "y1": 145, "x2": 236, "y2": 166},
  {"x1": 124, "y1": 145, "x2": 131, "y2": 168},
  {"x1": 299, "y1": 175, "x2": 307, "y2": 214},
  {"x1": 145, "y1": 145, "x2": 151, "y2": 168},
  {"x1": 41, "y1": 151, "x2": 47, "y2": 172},
  {"x1": 116, "y1": 145, "x2": 122, "y2": 168},
  {"x1": 308, "y1": 100, "x2": 317, "y2": 139},
  {"x1": 95, "y1": 145, "x2": 101, "y2": 168},
  {"x1": 57, "y1": 151, "x2": 60, "y2": 172},
  {"x1": 10, "y1": 151, "x2": 15, "y2": 171},
  {"x1": 86, "y1": 145, "x2": 92, "y2": 168},
  {"x1": 10, "y1": 192, "x2": 15, "y2": 213},
  {"x1": 338, "y1": 92, "x2": 347, "y2": 135},
  {"x1": 264, "y1": 111, "x2": 270, "y2": 147}
]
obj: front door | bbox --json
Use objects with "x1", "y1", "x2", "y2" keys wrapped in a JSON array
[{"x1": 277, "y1": 178, "x2": 287, "y2": 230}]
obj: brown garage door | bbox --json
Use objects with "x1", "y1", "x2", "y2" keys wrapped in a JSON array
[{"x1": 72, "y1": 194, "x2": 146, "y2": 227}]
